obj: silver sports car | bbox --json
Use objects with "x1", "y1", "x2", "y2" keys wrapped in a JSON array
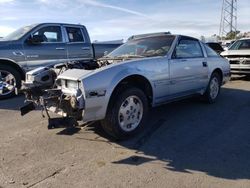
[{"x1": 22, "y1": 33, "x2": 230, "y2": 139}]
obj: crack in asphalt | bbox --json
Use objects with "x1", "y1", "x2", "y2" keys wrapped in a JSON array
[{"x1": 26, "y1": 167, "x2": 65, "y2": 188}]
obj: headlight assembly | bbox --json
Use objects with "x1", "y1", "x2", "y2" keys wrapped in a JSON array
[
  {"x1": 26, "y1": 74, "x2": 34, "y2": 82},
  {"x1": 58, "y1": 79, "x2": 79, "y2": 90},
  {"x1": 65, "y1": 80, "x2": 78, "y2": 90}
]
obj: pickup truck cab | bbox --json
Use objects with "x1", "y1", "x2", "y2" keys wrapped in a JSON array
[{"x1": 0, "y1": 23, "x2": 121, "y2": 99}]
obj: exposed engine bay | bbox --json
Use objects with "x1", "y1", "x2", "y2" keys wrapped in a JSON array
[
  {"x1": 20, "y1": 58, "x2": 124, "y2": 128},
  {"x1": 20, "y1": 61, "x2": 96, "y2": 127}
]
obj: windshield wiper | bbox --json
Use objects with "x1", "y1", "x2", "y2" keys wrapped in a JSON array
[
  {"x1": 116, "y1": 54, "x2": 145, "y2": 58},
  {"x1": 99, "y1": 54, "x2": 145, "y2": 61},
  {"x1": 108, "y1": 54, "x2": 146, "y2": 60}
]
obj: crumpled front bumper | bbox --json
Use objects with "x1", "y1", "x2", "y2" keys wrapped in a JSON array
[
  {"x1": 228, "y1": 58, "x2": 250, "y2": 75},
  {"x1": 230, "y1": 64, "x2": 250, "y2": 74},
  {"x1": 20, "y1": 89, "x2": 85, "y2": 129},
  {"x1": 21, "y1": 87, "x2": 85, "y2": 126}
]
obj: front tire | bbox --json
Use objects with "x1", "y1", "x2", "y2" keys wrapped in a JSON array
[
  {"x1": 101, "y1": 87, "x2": 148, "y2": 140},
  {"x1": 203, "y1": 72, "x2": 221, "y2": 103},
  {"x1": 0, "y1": 64, "x2": 21, "y2": 100}
]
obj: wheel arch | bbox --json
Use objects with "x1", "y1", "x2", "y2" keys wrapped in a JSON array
[
  {"x1": 212, "y1": 68, "x2": 223, "y2": 85},
  {"x1": 107, "y1": 74, "x2": 154, "y2": 110},
  {"x1": 0, "y1": 59, "x2": 25, "y2": 80}
]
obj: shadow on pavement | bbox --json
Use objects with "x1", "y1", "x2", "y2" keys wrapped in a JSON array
[
  {"x1": 89, "y1": 87, "x2": 250, "y2": 180},
  {"x1": 0, "y1": 94, "x2": 25, "y2": 111},
  {"x1": 56, "y1": 127, "x2": 82, "y2": 136},
  {"x1": 231, "y1": 75, "x2": 250, "y2": 81}
]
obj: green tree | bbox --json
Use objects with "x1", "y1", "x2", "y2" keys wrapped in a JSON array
[{"x1": 225, "y1": 31, "x2": 240, "y2": 40}]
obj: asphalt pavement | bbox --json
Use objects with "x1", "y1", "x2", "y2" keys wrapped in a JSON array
[{"x1": 0, "y1": 76, "x2": 250, "y2": 188}]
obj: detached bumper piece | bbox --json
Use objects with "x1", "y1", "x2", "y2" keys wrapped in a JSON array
[
  {"x1": 48, "y1": 117, "x2": 79, "y2": 129},
  {"x1": 20, "y1": 102, "x2": 36, "y2": 116}
]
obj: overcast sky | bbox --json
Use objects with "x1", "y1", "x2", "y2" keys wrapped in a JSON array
[{"x1": 0, "y1": 0, "x2": 249, "y2": 41}]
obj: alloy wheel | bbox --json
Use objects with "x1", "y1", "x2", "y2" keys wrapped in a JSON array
[
  {"x1": 209, "y1": 77, "x2": 219, "y2": 100},
  {"x1": 0, "y1": 70, "x2": 16, "y2": 96},
  {"x1": 118, "y1": 95, "x2": 143, "y2": 132}
]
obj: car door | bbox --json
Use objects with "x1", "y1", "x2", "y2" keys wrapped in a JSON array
[
  {"x1": 23, "y1": 25, "x2": 67, "y2": 70},
  {"x1": 168, "y1": 36, "x2": 208, "y2": 98},
  {"x1": 64, "y1": 26, "x2": 92, "y2": 61}
]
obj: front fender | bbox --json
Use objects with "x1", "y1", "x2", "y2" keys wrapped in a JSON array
[
  {"x1": 81, "y1": 64, "x2": 153, "y2": 122},
  {"x1": 207, "y1": 57, "x2": 230, "y2": 84}
]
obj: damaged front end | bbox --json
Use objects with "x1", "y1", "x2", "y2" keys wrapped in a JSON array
[
  {"x1": 223, "y1": 55, "x2": 250, "y2": 75},
  {"x1": 20, "y1": 63, "x2": 87, "y2": 129}
]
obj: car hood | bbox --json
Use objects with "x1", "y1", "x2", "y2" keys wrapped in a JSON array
[
  {"x1": 58, "y1": 57, "x2": 157, "y2": 81},
  {"x1": 221, "y1": 49, "x2": 250, "y2": 56},
  {"x1": 0, "y1": 40, "x2": 13, "y2": 49},
  {"x1": 57, "y1": 69, "x2": 95, "y2": 81}
]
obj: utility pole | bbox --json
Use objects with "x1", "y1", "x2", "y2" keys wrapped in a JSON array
[{"x1": 219, "y1": 0, "x2": 237, "y2": 40}]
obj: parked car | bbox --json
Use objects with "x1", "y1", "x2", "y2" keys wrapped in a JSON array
[
  {"x1": 21, "y1": 33, "x2": 230, "y2": 139},
  {"x1": 0, "y1": 23, "x2": 122, "y2": 99},
  {"x1": 221, "y1": 38, "x2": 250, "y2": 75},
  {"x1": 206, "y1": 42, "x2": 224, "y2": 54},
  {"x1": 221, "y1": 40, "x2": 235, "y2": 50}
]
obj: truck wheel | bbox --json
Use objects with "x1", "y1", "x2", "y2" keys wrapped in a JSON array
[
  {"x1": 101, "y1": 87, "x2": 148, "y2": 140},
  {"x1": 203, "y1": 72, "x2": 221, "y2": 104},
  {"x1": 0, "y1": 64, "x2": 21, "y2": 99}
]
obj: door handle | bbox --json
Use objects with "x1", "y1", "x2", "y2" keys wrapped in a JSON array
[
  {"x1": 81, "y1": 47, "x2": 90, "y2": 50},
  {"x1": 180, "y1": 59, "x2": 187, "y2": 62},
  {"x1": 56, "y1": 47, "x2": 65, "y2": 50},
  {"x1": 202, "y1": 62, "x2": 208, "y2": 67},
  {"x1": 170, "y1": 80, "x2": 177, "y2": 85}
]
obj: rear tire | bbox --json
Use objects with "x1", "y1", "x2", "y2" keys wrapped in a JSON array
[
  {"x1": 203, "y1": 72, "x2": 221, "y2": 104},
  {"x1": 101, "y1": 87, "x2": 148, "y2": 140},
  {"x1": 0, "y1": 64, "x2": 21, "y2": 100}
]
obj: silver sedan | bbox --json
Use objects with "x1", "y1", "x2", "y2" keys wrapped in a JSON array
[{"x1": 24, "y1": 33, "x2": 231, "y2": 139}]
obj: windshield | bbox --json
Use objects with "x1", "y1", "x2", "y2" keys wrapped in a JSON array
[
  {"x1": 2, "y1": 24, "x2": 37, "y2": 41},
  {"x1": 229, "y1": 39, "x2": 250, "y2": 50},
  {"x1": 108, "y1": 35, "x2": 175, "y2": 58}
]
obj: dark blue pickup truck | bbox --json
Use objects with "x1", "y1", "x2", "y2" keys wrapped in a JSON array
[{"x1": 0, "y1": 23, "x2": 122, "y2": 99}]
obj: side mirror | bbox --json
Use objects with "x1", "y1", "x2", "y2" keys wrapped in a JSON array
[
  {"x1": 172, "y1": 49, "x2": 177, "y2": 59},
  {"x1": 103, "y1": 51, "x2": 108, "y2": 56},
  {"x1": 28, "y1": 35, "x2": 45, "y2": 45}
]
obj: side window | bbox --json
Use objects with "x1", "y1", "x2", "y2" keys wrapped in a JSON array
[
  {"x1": 174, "y1": 39, "x2": 203, "y2": 58},
  {"x1": 33, "y1": 26, "x2": 62, "y2": 42},
  {"x1": 204, "y1": 44, "x2": 219, "y2": 57},
  {"x1": 238, "y1": 40, "x2": 250, "y2": 49},
  {"x1": 66, "y1": 27, "x2": 84, "y2": 43}
]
